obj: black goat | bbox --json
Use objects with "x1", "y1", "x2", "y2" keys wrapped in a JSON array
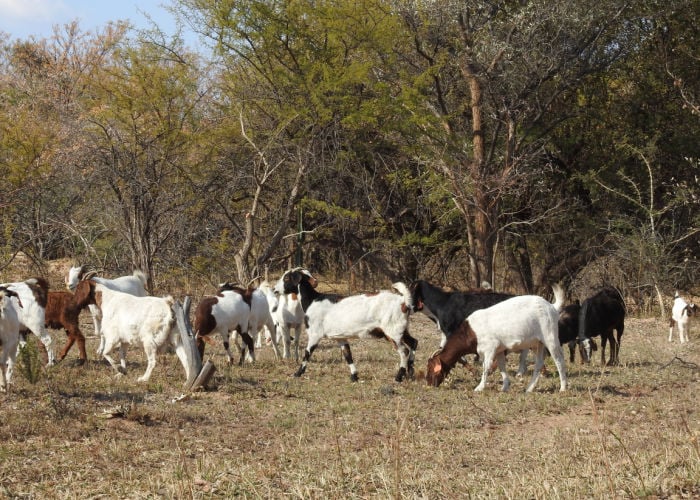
[
  {"x1": 577, "y1": 287, "x2": 625, "y2": 366},
  {"x1": 408, "y1": 280, "x2": 514, "y2": 349}
]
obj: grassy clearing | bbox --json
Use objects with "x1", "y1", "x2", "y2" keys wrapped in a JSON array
[{"x1": 0, "y1": 313, "x2": 698, "y2": 498}]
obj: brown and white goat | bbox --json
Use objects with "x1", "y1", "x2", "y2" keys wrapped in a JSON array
[
  {"x1": 66, "y1": 265, "x2": 148, "y2": 356},
  {"x1": 194, "y1": 285, "x2": 253, "y2": 365},
  {"x1": 427, "y1": 284, "x2": 567, "y2": 393},
  {"x1": 669, "y1": 292, "x2": 697, "y2": 344},
  {"x1": 1, "y1": 277, "x2": 55, "y2": 365}
]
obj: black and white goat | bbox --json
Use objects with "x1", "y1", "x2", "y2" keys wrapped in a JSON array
[
  {"x1": 278, "y1": 268, "x2": 417, "y2": 382},
  {"x1": 426, "y1": 284, "x2": 567, "y2": 392},
  {"x1": 669, "y1": 291, "x2": 697, "y2": 344},
  {"x1": 65, "y1": 265, "x2": 148, "y2": 356},
  {"x1": 1, "y1": 278, "x2": 55, "y2": 365},
  {"x1": 576, "y1": 286, "x2": 625, "y2": 365},
  {"x1": 0, "y1": 287, "x2": 22, "y2": 392},
  {"x1": 409, "y1": 280, "x2": 514, "y2": 348}
]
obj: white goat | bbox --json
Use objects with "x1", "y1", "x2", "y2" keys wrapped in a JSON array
[
  {"x1": 271, "y1": 277, "x2": 306, "y2": 361},
  {"x1": 65, "y1": 265, "x2": 148, "y2": 356},
  {"x1": 255, "y1": 281, "x2": 279, "y2": 349},
  {"x1": 427, "y1": 285, "x2": 567, "y2": 392},
  {"x1": 194, "y1": 286, "x2": 252, "y2": 365},
  {"x1": 218, "y1": 283, "x2": 282, "y2": 362},
  {"x1": 1, "y1": 278, "x2": 55, "y2": 365},
  {"x1": 669, "y1": 292, "x2": 697, "y2": 344},
  {"x1": 278, "y1": 268, "x2": 418, "y2": 382},
  {"x1": 0, "y1": 288, "x2": 21, "y2": 392},
  {"x1": 94, "y1": 284, "x2": 191, "y2": 382}
]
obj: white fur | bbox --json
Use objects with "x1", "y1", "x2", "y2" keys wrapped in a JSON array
[
  {"x1": 0, "y1": 290, "x2": 20, "y2": 392},
  {"x1": 66, "y1": 266, "x2": 148, "y2": 356},
  {"x1": 669, "y1": 293, "x2": 696, "y2": 343},
  {"x1": 232, "y1": 287, "x2": 281, "y2": 362},
  {"x1": 196, "y1": 290, "x2": 252, "y2": 364},
  {"x1": 468, "y1": 288, "x2": 567, "y2": 392},
  {"x1": 97, "y1": 286, "x2": 189, "y2": 382},
  {"x1": 289, "y1": 269, "x2": 415, "y2": 381},
  {"x1": 0, "y1": 279, "x2": 55, "y2": 365},
  {"x1": 271, "y1": 279, "x2": 306, "y2": 361}
]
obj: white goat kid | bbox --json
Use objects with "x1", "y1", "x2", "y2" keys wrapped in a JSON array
[
  {"x1": 95, "y1": 285, "x2": 190, "y2": 382},
  {"x1": 1, "y1": 278, "x2": 55, "y2": 365},
  {"x1": 0, "y1": 288, "x2": 21, "y2": 392},
  {"x1": 669, "y1": 292, "x2": 698, "y2": 344},
  {"x1": 255, "y1": 281, "x2": 279, "y2": 349},
  {"x1": 66, "y1": 265, "x2": 148, "y2": 356}
]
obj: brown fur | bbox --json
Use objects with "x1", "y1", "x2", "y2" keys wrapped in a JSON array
[
  {"x1": 426, "y1": 321, "x2": 478, "y2": 387},
  {"x1": 45, "y1": 283, "x2": 97, "y2": 363},
  {"x1": 26, "y1": 277, "x2": 49, "y2": 308}
]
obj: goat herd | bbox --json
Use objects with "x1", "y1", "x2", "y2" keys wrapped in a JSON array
[{"x1": 0, "y1": 266, "x2": 697, "y2": 394}]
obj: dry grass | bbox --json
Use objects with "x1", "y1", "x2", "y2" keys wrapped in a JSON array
[{"x1": 1, "y1": 309, "x2": 699, "y2": 498}]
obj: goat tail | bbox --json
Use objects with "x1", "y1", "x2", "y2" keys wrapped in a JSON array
[
  {"x1": 551, "y1": 282, "x2": 565, "y2": 312},
  {"x1": 392, "y1": 282, "x2": 413, "y2": 313}
]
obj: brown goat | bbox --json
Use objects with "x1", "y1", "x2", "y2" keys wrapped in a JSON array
[
  {"x1": 45, "y1": 281, "x2": 98, "y2": 365},
  {"x1": 426, "y1": 321, "x2": 478, "y2": 387}
]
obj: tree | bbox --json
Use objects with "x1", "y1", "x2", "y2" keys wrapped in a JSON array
[
  {"x1": 396, "y1": 0, "x2": 638, "y2": 289},
  {"x1": 81, "y1": 31, "x2": 211, "y2": 287},
  {"x1": 0, "y1": 23, "x2": 126, "y2": 269}
]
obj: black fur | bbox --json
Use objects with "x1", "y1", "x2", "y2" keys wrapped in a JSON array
[
  {"x1": 408, "y1": 280, "x2": 514, "y2": 337},
  {"x1": 577, "y1": 287, "x2": 625, "y2": 365}
]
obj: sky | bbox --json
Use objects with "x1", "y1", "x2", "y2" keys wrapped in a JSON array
[{"x1": 0, "y1": 0, "x2": 194, "y2": 45}]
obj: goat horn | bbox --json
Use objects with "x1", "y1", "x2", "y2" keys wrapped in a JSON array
[
  {"x1": 428, "y1": 349, "x2": 443, "y2": 359},
  {"x1": 247, "y1": 276, "x2": 261, "y2": 288},
  {"x1": 83, "y1": 270, "x2": 98, "y2": 280}
]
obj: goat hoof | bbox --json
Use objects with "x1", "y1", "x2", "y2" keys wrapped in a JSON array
[{"x1": 350, "y1": 373, "x2": 359, "y2": 382}]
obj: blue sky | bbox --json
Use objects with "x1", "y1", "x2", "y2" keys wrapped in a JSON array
[{"x1": 0, "y1": 0, "x2": 190, "y2": 44}]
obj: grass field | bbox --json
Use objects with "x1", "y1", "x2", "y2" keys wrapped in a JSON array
[{"x1": 0, "y1": 308, "x2": 698, "y2": 498}]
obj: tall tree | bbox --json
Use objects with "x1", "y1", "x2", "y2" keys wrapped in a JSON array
[
  {"x1": 82, "y1": 32, "x2": 210, "y2": 287},
  {"x1": 397, "y1": 0, "x2": 637, "y2": 288}
]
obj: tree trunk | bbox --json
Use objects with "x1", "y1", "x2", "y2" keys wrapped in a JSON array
[{"x1": 462, "y1": 59, "x2": 495, "y2": 288}]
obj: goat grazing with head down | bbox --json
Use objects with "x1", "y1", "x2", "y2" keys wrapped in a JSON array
[
  {"x1": 277, "y1": 268, "x2": 418, "y2": 382},
  {"x1": 669, "y1": 291, "x2": 697, "y2": 344},
  {"x1": 0, "y1": 287, "x2": 22, "y2": 392},
  {"x1": 427, "y1": 284, "x2": 567, "y2": 393},
  {"x1": 576, "y1": 286, "x2": 625, "y2": 366},
  {"x1": 1, "y1": 277, "x2": 55, "y2": 366},
  {"x1": 66, "y1": 265, "x2": 148, "y2": 356},
  {"x1": 409, "y1": 280, "x2": 515, "y2": 349}
]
